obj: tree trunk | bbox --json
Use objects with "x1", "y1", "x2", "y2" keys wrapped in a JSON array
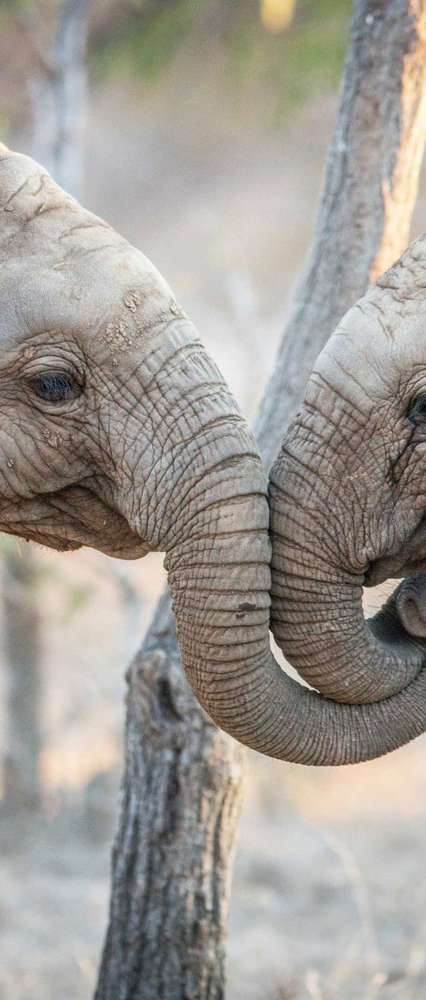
[
  {"x1": 95, "y1": 594, "x2": 244, "y2": 1000},
  {"x1": 2, "y1": 546, "x2": 42, "y2": 810},
  {"x1": 96, "y1": 2, "x2": 426, "y2": 997},
  {"x1": 1, "y1": 0, "x2": 91, "y2": 810},
  {"x1": 28, "y1": 0, "x2": 90, "y2": 197}
]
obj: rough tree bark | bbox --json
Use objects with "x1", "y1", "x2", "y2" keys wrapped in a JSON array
[
  {"x1": 95, "y1": 594, "x2": 244, "y2": 1000},
  {"x1": 96, "y1": 2, "x2": 426, "y2": 997}
]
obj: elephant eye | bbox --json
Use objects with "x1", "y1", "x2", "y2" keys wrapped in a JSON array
[
  {"x1": 408, "y1": 395, "x2": 426, "y2": 424},
  {"x1": 31, "y1": 371, "x2": 82, "y2": 404}
]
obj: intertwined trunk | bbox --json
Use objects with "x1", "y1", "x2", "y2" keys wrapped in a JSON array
[
  {"x1": 96, "y1": 1, "x2": 426, "y2": 996},
  {"x1": 270, "y1": 429, "x2": 425, "y2": 704}
]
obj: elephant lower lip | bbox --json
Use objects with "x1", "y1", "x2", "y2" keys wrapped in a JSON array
[
  {"x1": 365, "y1": 556, "x2": 426, "y2": 588},
  {"x1": 1, "y1": 526, "x2": 82, "y2": 552},
  {"x1": 364, "y1": 562, "x2": 396, "y2": 587},
  {"x1": 365, "y1": 557, "x2": 419, "y2": 588}
]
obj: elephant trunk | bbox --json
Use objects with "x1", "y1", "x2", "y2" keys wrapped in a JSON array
[
  {"x1": 151, "y1": 344, "x2": 426, "y2": 765},
  {"x1": 269, "y1": 442, "x2": 425, "y2": 704}
]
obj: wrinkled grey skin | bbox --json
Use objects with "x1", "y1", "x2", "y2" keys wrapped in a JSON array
[
  {"x1": 271, "y1": 237, "x2": 426, "y2": 756},
  {"x1": 1, "y1": 144, "x2": 424, "y2": 768}
]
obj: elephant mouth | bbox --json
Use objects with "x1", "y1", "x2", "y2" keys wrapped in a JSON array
[
  {"x1": 365, "y1": 512, "x2": 426, "y2": 588},
  {"x1": 0, "y1": 485, "x2": 148, "y2": 560},
  {"x1": 362, "y1": 513, "x2": 426, "y2": 644}
]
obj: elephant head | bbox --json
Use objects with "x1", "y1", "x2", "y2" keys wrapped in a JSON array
[
  {"x1": 1, "y1": 143, "x2": 423, "y2": 767},
  {"x1": 271, "y1": 232, "x2": 426, "y2": 760}
]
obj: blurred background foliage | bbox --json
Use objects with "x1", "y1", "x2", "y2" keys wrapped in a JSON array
[{"x1": 0, "y1": 0, "x2": 351, "y2": 133}]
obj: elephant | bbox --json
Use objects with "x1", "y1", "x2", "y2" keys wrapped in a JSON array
[
  {"x1": 271, "y1": 232, "x2": 426, "y2": 762},
  {"x1": 0, "y1": 142, "x2": 423, "y2": 769}
]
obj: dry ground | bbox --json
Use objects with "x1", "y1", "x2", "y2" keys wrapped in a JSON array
[{"x1": 2, "y1": 67, "x2": 426, "y2": 1000}]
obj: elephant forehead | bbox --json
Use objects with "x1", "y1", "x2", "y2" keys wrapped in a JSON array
[
  {"x1": 310, "y1": 291, "x2": 426, "y2": 413},
  {"x1": 0, "y1": 240, "x2": 177, "y2": 349},
  {"x1": 0, "y1": 149, "x2": 177, "y2": 341}
]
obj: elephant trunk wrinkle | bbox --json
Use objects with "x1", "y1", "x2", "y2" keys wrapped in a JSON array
[{"x1": 269, "y1": 455, "x2": 425, "y2": 705}]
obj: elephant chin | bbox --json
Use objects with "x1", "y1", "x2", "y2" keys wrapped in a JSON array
[
  {"x1": 0, "y1": 528, "x2": 82, "y2": 553},
  {"x1": 365, "y1": 512, "x2": 426, "y2": 587}
]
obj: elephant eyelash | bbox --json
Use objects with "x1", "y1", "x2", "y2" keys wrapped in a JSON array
[
  {"x1": 29, "y1": 371, "x2": 83, "y2": 405},
  {"x1": 407, "y1": 395, "x2": 426, "y2": 424}
]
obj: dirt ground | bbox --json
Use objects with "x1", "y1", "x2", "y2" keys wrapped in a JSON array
[{"x1": 2, "y1": 65, "x2": 426, "y2": 1000}]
